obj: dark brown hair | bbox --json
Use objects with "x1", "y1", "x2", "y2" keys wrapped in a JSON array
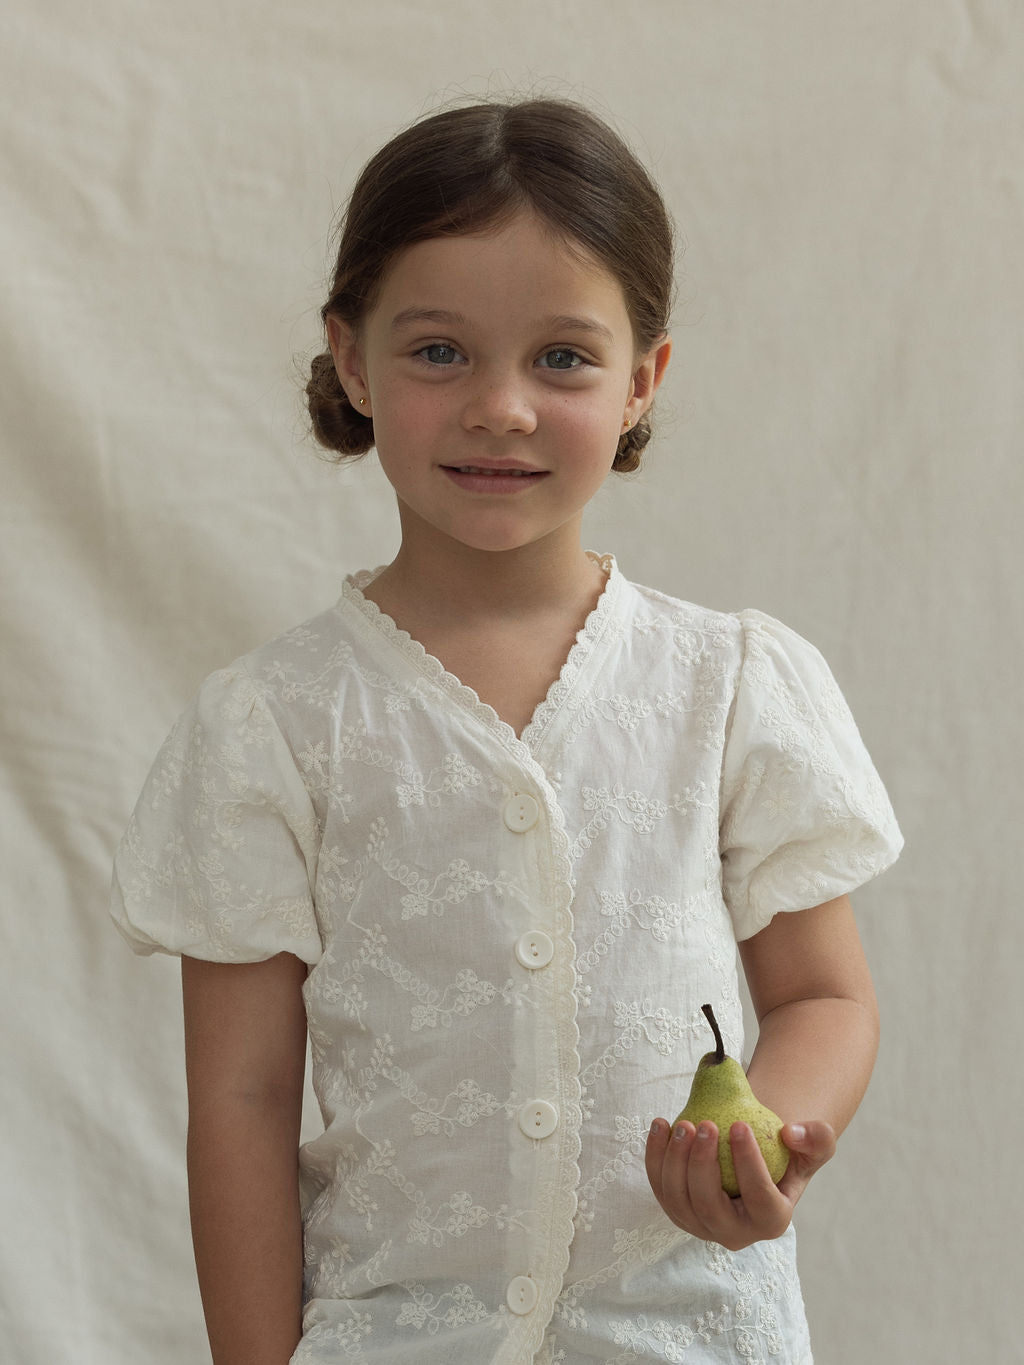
[{"x1": 306, "y1": 98, "x2": 675, "y2": 472}]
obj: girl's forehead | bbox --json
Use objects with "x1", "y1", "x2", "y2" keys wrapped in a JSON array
[{"x1": 371, "y1": 213, "x2": 631, "y2": 328}]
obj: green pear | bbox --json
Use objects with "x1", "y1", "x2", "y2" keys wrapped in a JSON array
[{"x1": 674, "y1": 1003, "x2": 789, "y2": 1197}]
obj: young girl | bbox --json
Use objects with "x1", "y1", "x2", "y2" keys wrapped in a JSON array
[{"x1": 112, "y1": 98, "x2": 902, "y2": 1365}]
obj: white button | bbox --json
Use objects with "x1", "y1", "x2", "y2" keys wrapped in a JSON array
[
  {"x1": 515, "y1": 931, "x2": 554, "y2": 970},
  {"x1": 503, "y1": 793, "x2": 540, "y2": 832},
  {"x1": 518, "y1": 1099, "x2": 559, "y2": 1139},
  {"x1": 506, "y1": 1275, "x2": 538, "y2": 1315}
]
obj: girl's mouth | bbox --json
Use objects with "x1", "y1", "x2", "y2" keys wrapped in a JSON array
[
  {"x1": 441, "y1": 464, "x2": 548, "y2": 492},
  {"x1": 447, "y1": 466, "x2": 538, "y2": 477}
]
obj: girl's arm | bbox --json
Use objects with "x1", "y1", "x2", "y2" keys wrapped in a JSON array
[
  {"x1": 182, "y1": 952, "x2": 308, "y2": 1365},
  {"x1": 645, "y1": 894, "x2": 879, "y2": 1250}
]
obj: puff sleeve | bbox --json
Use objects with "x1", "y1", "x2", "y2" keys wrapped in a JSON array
[
  {"x1": 720, "y1": 610, "x2": 903, "y2": 940},
  {"x1": 110, "y1": 665, "x2": 323, "y2": 965}
]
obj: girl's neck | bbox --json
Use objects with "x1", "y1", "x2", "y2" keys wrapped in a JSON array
[{"x1": 363, "y1": 521, "x2": 606, "y2": 632}]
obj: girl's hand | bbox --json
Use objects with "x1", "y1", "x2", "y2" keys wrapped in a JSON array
[{"x1": 644, "y1": 1117, "x2": 836, "y2": 1252}]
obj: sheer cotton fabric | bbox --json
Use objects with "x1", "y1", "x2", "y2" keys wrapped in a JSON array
[{"x1": 111, "y1": 555, "x2": 902, "y2": 1364}]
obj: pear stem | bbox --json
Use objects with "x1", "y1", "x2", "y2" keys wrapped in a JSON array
[{"x1": 701, "y1": 1003, "x2": 725, "y2": 1064}]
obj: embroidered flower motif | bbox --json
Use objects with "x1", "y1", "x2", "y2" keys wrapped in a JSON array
[
  {"x1": 606, "y1": 694, "x2": 652, "y2": 730},
  {"x1": 610, "y1": 1313, "x2": 696, "y2": 1362},
  {"x1": 396, "y1": 1281, "x2": 488, "y2": 1334}
]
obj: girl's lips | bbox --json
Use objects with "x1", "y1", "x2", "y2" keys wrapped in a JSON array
[
  {"x1": 441, "y1": 465, "x2": 548, "y2": 493},
  {"x1": 448, "y1": 465, "x2": 535, "y2": 475}
]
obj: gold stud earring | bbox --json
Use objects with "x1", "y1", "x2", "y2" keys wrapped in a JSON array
[{"x1": 359, "y1": 397, "x2": 367, "y2": 407}]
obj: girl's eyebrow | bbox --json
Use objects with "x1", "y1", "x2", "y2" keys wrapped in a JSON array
[
  {"x1": 547, "y1": 315, "x2": 615, "y2": 344},
  {"x1": 390, "y1": 308, "x2": 466, "y2": 332},
  {"x1": 389, "y1": 307, "x2": 614, "y2": 343}
]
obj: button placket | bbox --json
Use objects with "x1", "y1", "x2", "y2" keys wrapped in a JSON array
[{"x1": 503, "y1": 782, "x2": 559, "y2": 1328}]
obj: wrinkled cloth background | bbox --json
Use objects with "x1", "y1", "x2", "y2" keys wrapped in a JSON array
[{"x1": 2, "y1": 2, "x2": 1020, "y2": 1361}]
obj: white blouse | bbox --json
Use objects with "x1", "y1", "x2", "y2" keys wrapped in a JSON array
[{"x1": 111, "y1": 555, "x2": 902, "y2": 1365}]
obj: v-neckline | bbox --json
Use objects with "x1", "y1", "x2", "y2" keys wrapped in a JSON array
[{"x1": 340, "y1": 552, "x2": 621, "y2": 750}]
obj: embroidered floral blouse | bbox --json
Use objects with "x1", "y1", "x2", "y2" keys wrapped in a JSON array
[{"x1": 111, "y1": 556, "x2": 902, "y2": 1365}]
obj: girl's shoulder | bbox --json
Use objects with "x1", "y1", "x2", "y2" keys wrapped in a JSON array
[
  {"x1": 180, "y1": 592, "x2": 362, "y2": 734},
  {"x1": 238, "y1": 598, "x2": 349, "y2": 673},
  {"x1": 211, "y1": 580, "x2": 378, "y2": 687},
  {"x1": 618, "y1": 573, "x2": 851, "y2": 719},
  {"x1": 625, "y1": 575, "x2": 742, "y2": 634},
  {"x1": 621, "y1": 573, "x2": 802, "y2": 660}
]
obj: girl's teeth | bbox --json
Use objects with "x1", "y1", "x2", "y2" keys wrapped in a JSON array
[{"x1": 459, "y1": 467, "x2": 527, "y2": 476}]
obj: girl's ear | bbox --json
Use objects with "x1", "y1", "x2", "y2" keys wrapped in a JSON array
[
  {"x1": 625, "y1": 335, "x2": 672, "y2": 426},
  {"x1": 327, "y1": 316, "x2": 371, "y2": 413}
]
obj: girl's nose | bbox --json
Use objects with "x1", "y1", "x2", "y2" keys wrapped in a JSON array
[{"x1": 460, "y1": 370, "x2": 538, "y2": 436}]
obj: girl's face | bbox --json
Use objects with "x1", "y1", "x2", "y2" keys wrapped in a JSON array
[{"x1": 328, "y1": 211, "x2": 670, "y2": 562}]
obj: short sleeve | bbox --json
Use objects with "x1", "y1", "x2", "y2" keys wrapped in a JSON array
[
  {"x1": 110, "y1": 665, "x2": 323, "y2": 965},
  {"x1": 720, "y1": 610, "x2": 903, "y2": 940}
]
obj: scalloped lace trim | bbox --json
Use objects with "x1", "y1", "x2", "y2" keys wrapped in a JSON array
[
  {"x1": 340, "y1": 550, "x2": 621, "y2": 753},
  {"x1": 337, "y1": 553, "x2": 621, "y2": 1357}
]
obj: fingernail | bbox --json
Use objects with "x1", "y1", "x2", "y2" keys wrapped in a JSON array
[
  {"x1": 672, "y1": 1123, "x2": 688, "y2": 1142},
  {"x1": 697, "y1": 1123, "x2": 712, "y2": 1141},
  {"x1": 649, "y1": 1119, "x2": 665, "y2": 1139},
  {"x1": 789, "y1": 1124, "x2": 806, "y2": 1142}
]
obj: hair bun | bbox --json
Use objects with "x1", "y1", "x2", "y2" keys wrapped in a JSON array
[
  {"x1": 613, "y1": 416, "x2": 651, "y2": 472},
  {"x1": 306, "y1": 351, "x2": 375, "y2": 458}
]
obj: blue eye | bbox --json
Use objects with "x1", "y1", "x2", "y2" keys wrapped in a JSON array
[
  {"x1": 419, "y1": 343, "x2": 461, "y2": 365},
  {"x1": 538, "y1": 348, "x2": 583, "y2": 370}
]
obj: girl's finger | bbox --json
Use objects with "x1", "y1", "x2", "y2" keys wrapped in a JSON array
[
  {"x1": 684, "y1": 1122, "x2": 733, "y2": 1229},
  {"x1": 647, "y1": 1119, "x2": 701, "y2": 1232},
  {"x1": 729, "y1": 1122, "x2": 779, "y2": 1194},
  {"x1": 729, "y1": 1124, "x2": 792, "y2": 1236},
  {"x1": 776, "y1": 1120, "x2": 837, "y2": 1200},
  {"x1": 644, "y1": 1118, "x2": 672, "y2": 1201},
  {"x1": 660, "y1": 1120, "x2": 698, "y2": 1210},
  {"x1": 781, "y1": 1120, "x2": 837, "y2": 1165}
]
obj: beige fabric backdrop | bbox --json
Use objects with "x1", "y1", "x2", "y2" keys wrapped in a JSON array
[{"x1": 3, "y1": 1, "x2": 1020, "y2": 1360}]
